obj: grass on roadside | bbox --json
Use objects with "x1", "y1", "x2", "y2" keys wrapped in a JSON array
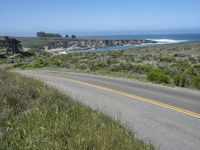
[{"x1": 0, "y1": 68, "x2": 154, "y2": 150}]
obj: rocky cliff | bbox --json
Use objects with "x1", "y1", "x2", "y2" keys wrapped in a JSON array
[{"x1": 44, "y1": 39, "x2": 157, "y2": 50}]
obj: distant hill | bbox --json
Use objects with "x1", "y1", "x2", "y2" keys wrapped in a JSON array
[{"x1": 37, "y1": 31, "x2": 62, "y2": 38}]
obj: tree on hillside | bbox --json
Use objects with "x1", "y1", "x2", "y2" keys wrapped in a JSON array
[
  {"x1": 37, "y1": 31, "x2": 62, "y2": 38},
  {"x1": 36, "y1": 32, "x2": 46, "y2": 37},
  {"x1": 65, "y1": 34, "x2": 70, "y2": 38},
  {"x1": 54, "y1": 34, "x2": 62, "y2": 38},
  {"x1": 0, "y1": 37, "x2": 22, "y2": 54},
  {"x1": 71, "y1": 35, "x2": 77, "y2": 39}
]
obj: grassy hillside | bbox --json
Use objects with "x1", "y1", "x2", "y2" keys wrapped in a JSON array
[
  {"x1": 4, "y1": 42, "x2": 200, "y2": 90},
  {"x1": 0, "y1": 36, "x2": 63, "y2": 49},
  {"x1": 0, "y1": 36, "x2": 84, "y2": 49},
  {"x1": 0, "y1": 68, "x2": 154, "y2": 150}
]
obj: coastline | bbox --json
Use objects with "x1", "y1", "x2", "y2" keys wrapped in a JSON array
[{"x1": 43, "y1": 39, "x2": 157, "y2": 54}]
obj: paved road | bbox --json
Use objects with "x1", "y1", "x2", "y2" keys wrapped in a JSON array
[{"x1": 17, "y1": 70, "x2": 200, "y2": 150}]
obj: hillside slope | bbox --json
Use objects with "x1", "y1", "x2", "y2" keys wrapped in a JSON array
[{"x1": 0, "y1": 68, "x2": 154, "y2": 150}]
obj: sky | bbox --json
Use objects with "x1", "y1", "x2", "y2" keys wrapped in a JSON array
[{"x1": 0, "y1": 0, "x2": 200, "y2": 36}]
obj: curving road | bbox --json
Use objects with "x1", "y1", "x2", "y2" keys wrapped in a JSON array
[{"x1": 17, "y1": 70, "x2": 200, "y2": 150}]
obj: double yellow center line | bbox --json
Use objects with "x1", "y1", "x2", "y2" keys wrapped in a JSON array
[{"x1": 38, "y1": 74, "x2": 200, "y2": 119}]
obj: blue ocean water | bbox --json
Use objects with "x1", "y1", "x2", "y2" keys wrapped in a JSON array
[
  {"x1": 70, "y1": 33, "x2": 200, "y2": 53},
  {"x1": 82, "y1": 33, "x2": 200, "y2": 42}
]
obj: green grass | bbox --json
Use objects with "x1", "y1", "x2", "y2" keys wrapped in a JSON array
[
  {"x1": 12, "y1": 43, "x2": 200, "y2": 89},
  {"x1": 0, "y1": 68, "x2": 154, "y2": 150},
  {"x1": 2, "y1": 41, "x2": 200, "y2": 90}
]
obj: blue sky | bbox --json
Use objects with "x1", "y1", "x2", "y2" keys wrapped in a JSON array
[{"x1": 0, "y1": 0, "x2": 200, "y2": 36}]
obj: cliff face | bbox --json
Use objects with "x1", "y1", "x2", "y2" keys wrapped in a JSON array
[{"x1": 44, "y1": 39, "x2": 157, "y2": 50}]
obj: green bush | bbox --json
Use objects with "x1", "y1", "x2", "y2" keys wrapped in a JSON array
[
  {"x1": 192, "y1": 75, "x2": 200, "y2": 90},
  {"x1": 110, "y1": 63, "x2": 129, "y2": 72},
  {"x1": 176, "y1": 61, "x2": 190, "y2": 72},
  {"x1": 160, "y1": 56, "x2": 175, "y2": 63},
  {"x1": 173, "y1": 73, "x2": 187, "y2": 87},
  {"x1": 147, "y1": 69, "x2": 169, "y2": 84},
  {"x1": 131, "y1": 64, "x2": 152, "y2": 74},
  {"x1": 33, "y1": 58, "x2": 48, "y2": 68},
  {"x1": 90, "y1": 63, "x2": 106, "y2": 71}
]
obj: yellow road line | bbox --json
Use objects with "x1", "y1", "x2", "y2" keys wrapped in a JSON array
[{"x1": 38, "y1": 74, "x2": 200, "y2": 119}]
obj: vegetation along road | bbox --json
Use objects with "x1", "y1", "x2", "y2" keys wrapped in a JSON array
[{"x1": 17, "y1": 70, "x2": 200, "y2": 150}]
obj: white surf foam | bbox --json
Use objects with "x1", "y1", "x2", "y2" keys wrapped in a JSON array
[{"x1": 150, "y1": 39, "x2": 187, "y2": 44}]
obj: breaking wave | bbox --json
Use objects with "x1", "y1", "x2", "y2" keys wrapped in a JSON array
[{"x1": 150, "y1": 39, "x2": 187, "y2": 44}]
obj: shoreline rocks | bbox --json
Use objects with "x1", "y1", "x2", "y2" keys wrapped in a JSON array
[{"x1": 44, "y1": 39, "x2": 157, "y2": 51}]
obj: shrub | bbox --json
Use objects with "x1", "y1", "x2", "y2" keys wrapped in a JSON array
[
  {"x1": 109, "y1": 62, "x2": 132, "y2": 72},
  {"x1": 131, "y1": 64, "x2": 152, "y2": 74},
  {"x1": 192, "y1": 75, "x2": 200, "y2": 90},
  {"x1": 33, "y1": 58, "x2": 48, "y2": 68},
  {"x1": 193, "y1": 65, "x2": 200, "y2": 75},
  {"x1": 160, "y1": 56, "x2": 175, "y2": 63},
  {"x1": 176, "y1": 61, "x2": 190, "y2": 72},
  {"x1": 51, "y1": 59, "x2": 62, "y2": 67},
  {"x1": 147, "y1": 69, "x2": 169, "y2": 84},
  {"x1": 90, "y1": 63, "x2": 106, "y2": 71},
  {"x1": 173, "y1": 73, "x2": 187, "y2": 87}
]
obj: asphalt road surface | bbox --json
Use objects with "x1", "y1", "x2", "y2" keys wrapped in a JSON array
[{"x1": 17, "y1": 70, "x2": 200, "y2": 150}]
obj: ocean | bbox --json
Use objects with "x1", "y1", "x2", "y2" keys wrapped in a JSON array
[
  {"x1": 82, "y1": 33, "x2": 200, "y2": 41},
  {"x1": 70, "y1": 33, "x2": 200, "y2": 53}
]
